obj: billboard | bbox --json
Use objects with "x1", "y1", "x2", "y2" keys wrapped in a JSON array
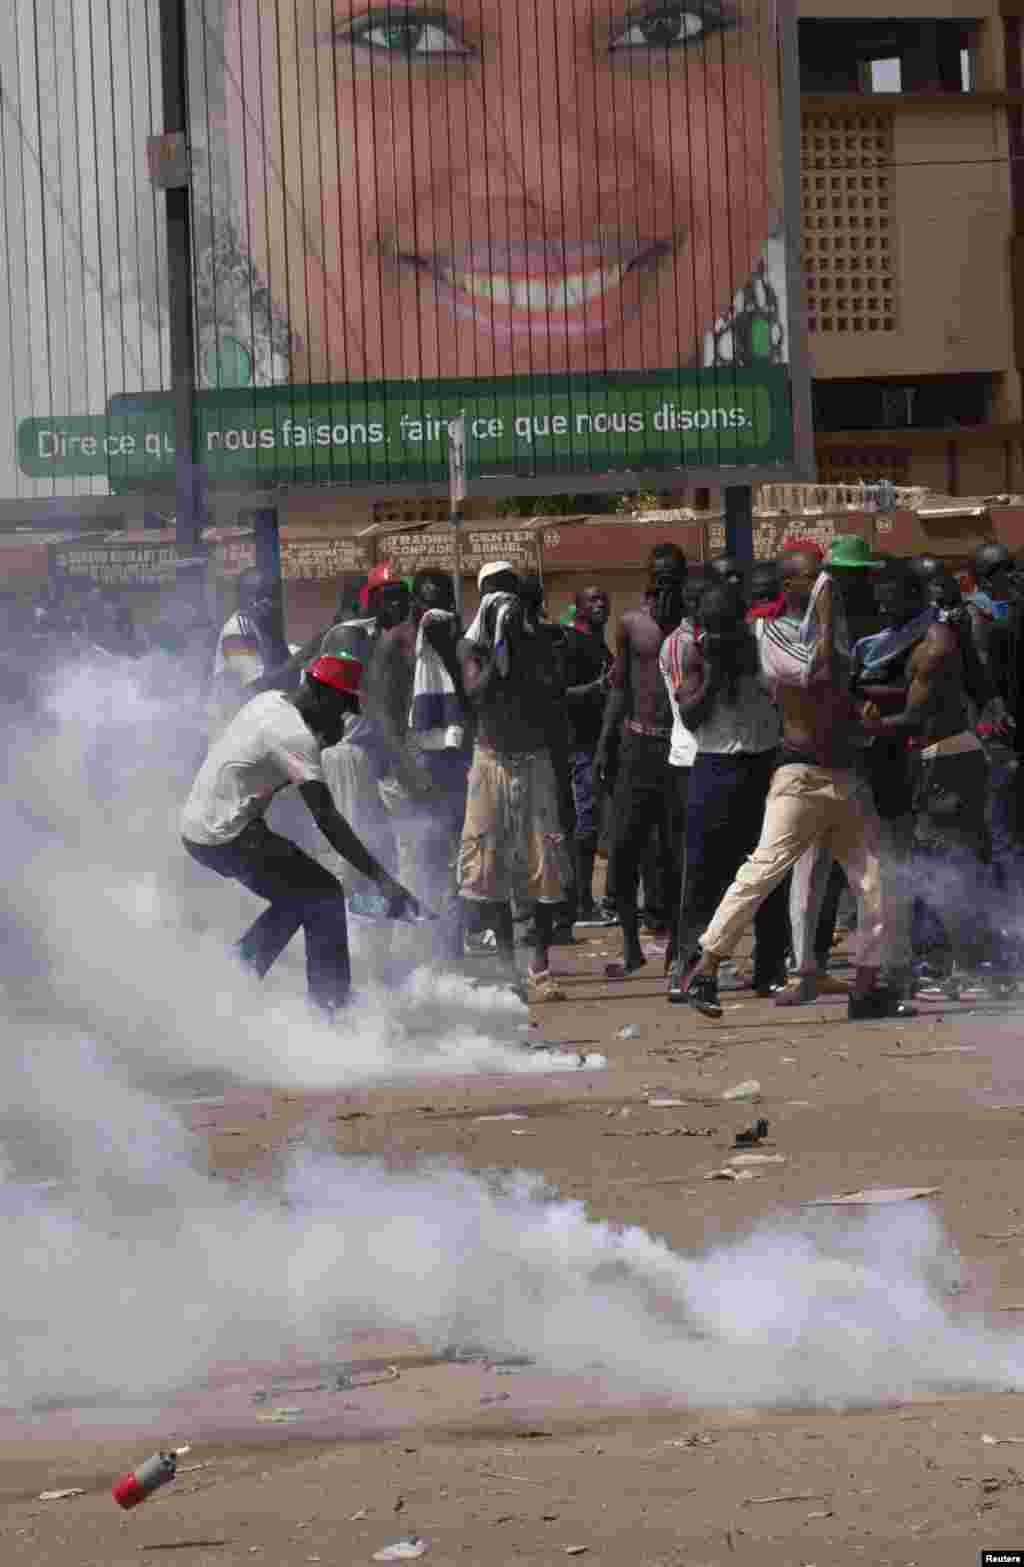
[{"x1": 9, "y1": 0, "x2": 808, "y2": 497}]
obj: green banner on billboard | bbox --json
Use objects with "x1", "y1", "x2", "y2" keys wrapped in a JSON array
[{"x1": 17, "y1": 368, "x2": 792, "y2": 486}]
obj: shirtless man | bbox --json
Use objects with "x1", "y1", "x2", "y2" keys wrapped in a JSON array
[
  {"x1": 684, "y1": 546, "x2": 907, "y2": 1021},
  {"x1": 595, "y1": 543, "x2": 687, "y2": 976},
  {"x1": 857, "y1": 563, "x2": 994, "y2": 987},
  {"x1": 363, "y1": 569, "x2": 471, "y2": 964},
  {"x1": 457, "y1": 563, "x2": 571, "y2": 998}
]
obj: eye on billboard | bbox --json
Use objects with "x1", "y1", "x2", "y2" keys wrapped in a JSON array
[{"x1": 13, "y1": 0, "x2": 809, "y2": 494}]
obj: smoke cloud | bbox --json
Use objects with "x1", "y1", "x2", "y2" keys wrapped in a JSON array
[{"x1": 5, "y1": 653, "x2": 1024, "y2": 1426}]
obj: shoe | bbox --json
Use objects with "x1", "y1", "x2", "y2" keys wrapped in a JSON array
[
  {"x1": 685, "y1": 973, "x2": 723, "y2": 1019},
  {"x1": 526, "y1": 968, "x2": 567, "y2": 1002},
  {"x1": 753, "y1": 973, "x2": 788, "y2": 998},
  {"x1": 667, "y1": 973, "x2": 689, "y2": 1004},
  {"x1": 549, "y1": 924, "x2": 579, "y2": 946},
  {"x1": 774, "y1": 975, "x2": 819, "y2": 1007},
  {"x1": 576, "y1": 903, "x2": 618, "y2": 928},
  {"x1": 848, "y1": 987, "x2": 917, "y2": 1021},
  {"x1": 463, "y1": 929, "x2": 497, "y2": 956}
]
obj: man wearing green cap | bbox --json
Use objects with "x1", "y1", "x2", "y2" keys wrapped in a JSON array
[{"x1": 683, "y1": 540, "x2": 910, "y2": 1021}]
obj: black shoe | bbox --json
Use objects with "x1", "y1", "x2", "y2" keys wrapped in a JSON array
[
  {"x1": 667, "y1": 977, "x2": 689, "y2": 1005},
  {"x1": 685, "y1": 973, "x2": 723, "y2": 1019},
  {"x1": 753, "y1": 972, "x2": 788, "y2": 998},
  {"x1": 848, "y1": 987, "x2": 917, "y2": 1021},
  {"x1": 549, "y1": 923, "x2": 579, "y2": 946}
]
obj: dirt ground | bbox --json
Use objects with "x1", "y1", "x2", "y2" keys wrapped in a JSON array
[{"x1": 7, "y1": 923, "x2": 1024, "y2": 1567}]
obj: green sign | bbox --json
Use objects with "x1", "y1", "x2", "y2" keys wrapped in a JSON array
[{"x1": 17, "y1": 370, "x2": 793, "y2": 486}]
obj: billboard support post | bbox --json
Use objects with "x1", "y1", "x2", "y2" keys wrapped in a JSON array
[
  {"x1": 157, "y1": 0, "x2": 207, "y2": 613},
  {"x1": 448, "y1": 414, "x2": 468, "y2": 622},
  {"x1": 250, "y1": 507, "x2": 286, "y2": 653},
  {"x1": 724, "y1": 485, "x2": 755, "y2": 569}
]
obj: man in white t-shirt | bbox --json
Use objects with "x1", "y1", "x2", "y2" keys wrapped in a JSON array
[{"x1": 182, "y1": 653, "x2": 422, "y2": 1016}]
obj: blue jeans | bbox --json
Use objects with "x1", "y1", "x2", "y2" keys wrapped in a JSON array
[
  {"x1": 184, "y1": 820, "x2": 351, "y2": 1011},
  {"x1": 570, "y1": 749, "x2": 600, "y2": 841}
]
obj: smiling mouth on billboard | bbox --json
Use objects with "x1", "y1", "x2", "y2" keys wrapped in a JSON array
[{"x1": 400, "y1": 241, "x2": 676, "y2": 337}]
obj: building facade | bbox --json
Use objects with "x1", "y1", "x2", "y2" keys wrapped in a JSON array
[{"x1": 800, "y1": 0, "x2": 1024, "y2": 495}]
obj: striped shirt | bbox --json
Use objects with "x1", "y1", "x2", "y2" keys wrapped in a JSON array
[{"x1": 663, "y1": 620, "x2": 779, "y2": 756}]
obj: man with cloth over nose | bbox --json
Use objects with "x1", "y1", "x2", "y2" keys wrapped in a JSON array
[{"x1": 457, "y1": 561, "x2": 571, "y2": 1000}]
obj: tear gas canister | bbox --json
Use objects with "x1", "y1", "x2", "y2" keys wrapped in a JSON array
[{"x1": 111, "y1": 1451, "x2": 177, "y2": 1508}]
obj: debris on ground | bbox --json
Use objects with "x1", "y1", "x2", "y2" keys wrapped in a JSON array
[
  {"x1": 617, "y1": 1024, "x2": 642, "y2": 1040},
  {"x1": 373, "y1": 1539, "x2": 430, "y2": 1561},
  {"x1": 734, "y1": 1118, "x2": 769, "y2": 1146},
  {"x1": 38, "y1": 1489, "x2": 86, "y2": 1501},
  {"x1": 722, "y1": 1080, "x2": 761, "y2": 1102},
  {"x1": 728, "y1": 1152, "x2": 787, "y2": 1167},
  {"x1": 805, "y1": 1187, "x2": 940, "y2": 1206},
  {"x1": 335, "y1": 1365, "x2": 401, "y2": 1390},
  {"x1": 744, "y1": 1491, "x2": 829, "y2": 1505}
]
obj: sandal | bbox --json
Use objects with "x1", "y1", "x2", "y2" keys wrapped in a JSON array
[{"x1": 527, "y1": 969, "x2": 567, "y2": 1002}]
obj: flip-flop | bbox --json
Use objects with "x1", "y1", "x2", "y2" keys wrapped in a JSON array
[
  {"x1": 526, "y1": 971, "x2": 567, "y2": 1002},
  {"x1": 604, "y1": 958, "x2": 647, "y2": 980}
]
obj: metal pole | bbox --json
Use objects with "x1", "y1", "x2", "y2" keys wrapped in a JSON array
[
  {"x1": 158, "y1": 0, "x2": 207, "y2": 604},
  {"x1": 724, "y1": 484, "x2": 755, "y2": 569},
  {"x1": 450, "y1": 508, "x2": 465, "y2": 624},
  {"x1": 448, "y1": 414, "x2": 467, "y2": 623},
  {"x1": 251, "y1": 505, "x2": 287, "y2": 658}
]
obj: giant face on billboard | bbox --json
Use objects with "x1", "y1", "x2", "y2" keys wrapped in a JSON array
[
  {"x1": 14, "y1": 0, "x2": 802, "y2": 491},
  {"x1": 223, "y1": 0, "x2": 783, "y2": 387}
]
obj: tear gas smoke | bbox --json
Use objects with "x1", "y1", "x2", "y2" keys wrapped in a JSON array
[
  {"x1": 2, "y1": 655, "x2": 594, "y2": 1085},
  {"x1": 6, "y1": 653, "x2": 1024, "y2": 1424},
  {"x1": 4, "y1": 1036, "x2": 1024, "y2": 1418}
]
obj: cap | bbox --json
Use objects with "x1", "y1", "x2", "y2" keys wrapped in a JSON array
[
  {"x1": 478, "y1": 560, "x2": 516, "y2": 591},
  {"x1": 782, "y1": 536, "x2": 825, "y2": 562},
  {"x1": 828, "y1": 534, "x2": 881, "y2": 570},
  {"x1": 367, "y1": 560, "x2": 405, "y2": 592},
  {"x1": 305, "y1": 653, "x2": 364, "y2": 698}
]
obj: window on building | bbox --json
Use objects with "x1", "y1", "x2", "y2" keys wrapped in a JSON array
[
  {"x1": 812, "y1": 375, "x2": 994, "y2": 433},
  {"x1": 800, "y1": 21, "x2": 978, "y2": 95},
  {"x1": 868, "y1": 58, "x2": 902, "y2": 94}
]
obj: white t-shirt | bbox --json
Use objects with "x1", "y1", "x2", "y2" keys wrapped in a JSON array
[
  {"x1": 662, "y1": 621, "x2": 779, "y2": 757},
  {"x1": 658, "y1": 622, "x2": 698, "y2": 769},
  {"x1": 182, "y1": 692, "x2": 325, "y2": 845}
]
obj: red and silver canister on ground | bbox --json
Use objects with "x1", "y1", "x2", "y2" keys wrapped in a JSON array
[{"x1": 111, "y1": 1450, "x2": 178, "y2": 1509}]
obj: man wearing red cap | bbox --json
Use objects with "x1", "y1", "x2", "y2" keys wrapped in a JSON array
[{"x1": 182, "y1": 654, "x2": 421, "y2": 1016}]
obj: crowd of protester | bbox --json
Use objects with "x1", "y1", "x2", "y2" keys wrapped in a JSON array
[{"x1": 6, "y1": 533, "x2": 1022, "y2": 1022}]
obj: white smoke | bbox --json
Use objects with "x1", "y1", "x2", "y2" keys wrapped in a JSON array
[
  {"x1": 3, "y1": 654, "x2": 594, "y2": 1085},
  {"x1": 3, "y1": 1033, "x2": 1023, "y2": 1417},
  {"x1": 6, "y1": 652, "x2": 1024, "y2": 1424}
]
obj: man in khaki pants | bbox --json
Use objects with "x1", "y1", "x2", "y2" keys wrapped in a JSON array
[{"x1": 683, "y1": 542, "x2": 912, "y2": 1022}]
